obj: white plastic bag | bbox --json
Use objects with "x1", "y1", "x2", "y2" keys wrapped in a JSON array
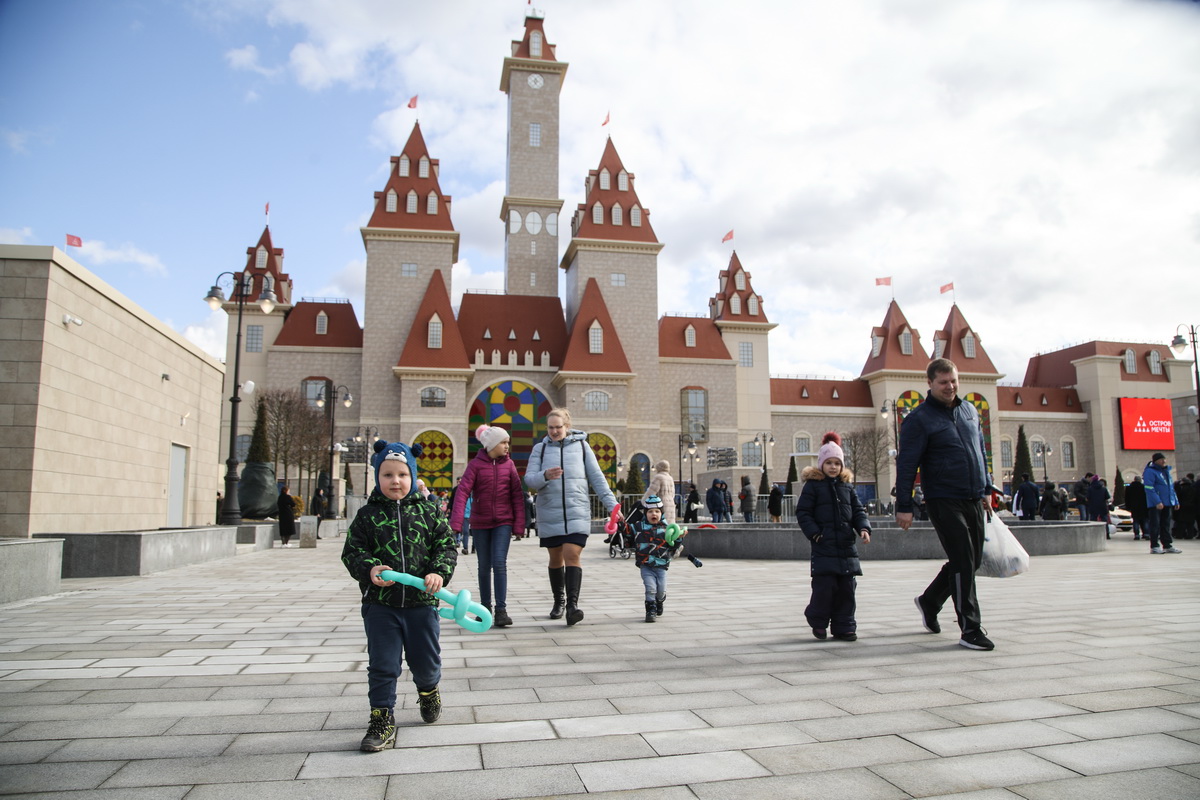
[{"x1": 979, "y1": 512, "x2": 1029, "y2": 578}]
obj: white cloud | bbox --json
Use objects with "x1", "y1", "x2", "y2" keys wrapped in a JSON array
[
  {"x1": 224, "y1": 44, "x2": 280, "y2": 77},
  {"x1": 180, "y1": 310, "x2": 229, "y2": 361},
  {"x1": 2, "y1": 129, "x2": 31, "y2": 154},
  {"x1": 77, "y1": 240, "x2": 167, "y2": 276},
  {"x1": 0, "y1": 226, "x2": 34, "y2": 244}
]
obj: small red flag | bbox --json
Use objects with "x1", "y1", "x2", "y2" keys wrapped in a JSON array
[
  {"x1": 721, "y1": 230, "x2": 734, "y2": 243},
  {"x1": 940, "y1": 281, "x2": 954, "y2": 294},
  {"x1": 407, "y1": 95, "x2": 418, "y2": 109},
  {"x1": 65, "y1": 234, "x2": 82, "y2": 248},
  {"x1": 875, "y1": 277, "x2": 891, "y2": 286},
  {"x1": 264, "y1": 202, "x2": 269, "y2": 216},
  {"x1": 601, "y1": 111, "x2": 609, "y2": 126}
]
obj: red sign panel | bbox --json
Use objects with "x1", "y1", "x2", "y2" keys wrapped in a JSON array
[{"x1": 1118, "y1": 397, "x2": 1175, "y2": 451}]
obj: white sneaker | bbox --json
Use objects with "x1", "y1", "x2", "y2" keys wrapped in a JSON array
[
  {"x1": 1164, "y1": 546, "x2": 1183, "y2": 554},
  {"x1": 1150, "y1": 546, "x2": 1164, "y2": 554}
]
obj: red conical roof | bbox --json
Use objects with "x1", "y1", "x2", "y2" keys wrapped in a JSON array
[
  {"x1": 396, "y1": 271, "x2": 469, "y2": 369},
  {"x1": 709, "y1": 251, "x2": 769, "y2": 323},
  {"x1": 569, "y1": 138, "x2": 657, "y2": 243},
  {"x1": 367, "y1": 122, "x2": 454, "y2": 231},
  {"x1": 561, "y1": 278, "x2": 632, "y2": 373},
  {"x1": 859, "y1": 300, "x2": 929, "y2": 376},
  {"x1": 932, "y1": 304, "x2": 998, "y2": 375}
]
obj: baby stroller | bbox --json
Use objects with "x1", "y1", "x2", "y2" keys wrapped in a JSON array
[{"x1": 606, "y1": 502, "x2": 641, "y2": 559}]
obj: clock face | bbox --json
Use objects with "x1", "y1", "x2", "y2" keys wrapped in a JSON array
[{"x1": 527, "y1": 73, "x2": 544, "y2": 89}]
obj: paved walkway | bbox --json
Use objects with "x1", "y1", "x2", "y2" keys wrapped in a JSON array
[{"x1": 2, "y1": 532, "x2": 1200, "y2": 799}]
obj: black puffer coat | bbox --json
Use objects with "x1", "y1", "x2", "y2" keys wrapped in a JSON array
[{"x1": 796, "y1": 466, "x2": 870, "y2": 577}]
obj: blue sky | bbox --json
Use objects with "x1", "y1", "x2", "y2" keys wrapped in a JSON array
[{"x1": 4, "y1": 0, "x2": 1200, "y2": 384}]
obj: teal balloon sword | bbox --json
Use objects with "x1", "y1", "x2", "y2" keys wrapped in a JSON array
[{"x1": 378, "y1": 570, "x2": 494, "y2": 633}]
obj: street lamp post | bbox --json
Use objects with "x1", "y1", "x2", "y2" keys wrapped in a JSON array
[
  {"x1": 354, "y1": 426, "x2": 379, "y2": 499},
  {"x1": 751, "y1": 432, "x2": 775, "y2": 468},
  {"x1": 1035, "y1": 442, "x2": 1053, "y2": 483},
  {"x1": 1171, "y1": 324, "x2": 1200, "y2": 440},
  {"x1": 204, "y1": 272, "x2": 277, "y2": 525},
  {"x1": 316, "y1": 384, "x2": 353, "y2": 519}
]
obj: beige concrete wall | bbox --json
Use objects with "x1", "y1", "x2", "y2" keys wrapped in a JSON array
[{"x1": 0, "y1": 246, "x2": 224, "y2": 537}]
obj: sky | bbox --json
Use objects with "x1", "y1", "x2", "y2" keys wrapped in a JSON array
[{"x1": 3, "y1": 0, "x2": 1200, "y2": 385}]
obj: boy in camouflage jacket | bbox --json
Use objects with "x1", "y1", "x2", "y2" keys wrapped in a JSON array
[{"x1": 342, "y1": 439, "x2": 457, "y2": 752}]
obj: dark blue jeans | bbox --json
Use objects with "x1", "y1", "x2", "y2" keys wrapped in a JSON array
[
  {"x1": 361, "y1": 603, "x2": 440, "y2": 710},
  {"x1": 1146, "y1": 506, "x2": 1174, "y2": 549},
  {"x1": 472, "y1": 525, "x2": 512, "y2": 610}
]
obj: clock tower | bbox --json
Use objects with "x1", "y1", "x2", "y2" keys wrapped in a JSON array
[{"x1": 499, "y1": 12, "x2": 567, "y2": 297}]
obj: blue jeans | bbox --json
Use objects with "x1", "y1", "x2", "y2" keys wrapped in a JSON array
[
  {"x1": 742, "y1": 512, "x2": 754, "y2": 523},
  {"x1": 713, "y1": 510, "x2": 731, "y2": 523},
  {"x1": 640, "y1": 565, "x2": 667, "y2": 601},
  {"x1": 361, "y1": 603, "x2": 441, "y2": 710},
  {"x1": 460, "y1": 525, "x2": 471, "y2": 551},
  {"x1": 472, "y1": 525, "x2": 511, "y2": 609}
]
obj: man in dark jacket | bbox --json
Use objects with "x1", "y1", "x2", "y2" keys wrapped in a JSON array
[
  {"x1": 1072, "y1": 473, "x2": 1094, "y2": 521},
  {"x1": 896, "y1": 358, "x2": 995, "y2": 651},
  {"x1": 1015, "y1": 475, "x2": 1040, "y2": 520},
  {"x1": 1124, "y1": 474, "x2": 1148, "y2": 540}
]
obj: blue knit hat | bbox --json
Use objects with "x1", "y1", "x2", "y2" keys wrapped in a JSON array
[
  {"x1": 643, "y1": 495, "x2": 664, "y2": 510},
  {"x1": 372, "y1": 440, "x2": 423, "y2": 498}
]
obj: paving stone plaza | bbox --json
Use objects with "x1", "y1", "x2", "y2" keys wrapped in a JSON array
[{"x1": 2, "y1": 533, "x2": 1200, "y2": 799}]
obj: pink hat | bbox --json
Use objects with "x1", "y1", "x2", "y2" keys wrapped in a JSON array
[{"x1": 817, "y1": 431, "x2": 845, "y2": 469}]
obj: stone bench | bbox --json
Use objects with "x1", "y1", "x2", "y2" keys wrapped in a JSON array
[
  {"x1": 236, "y1": 522, "x2": 277, "y2": 550},
  {"x1": 0, "y1": 538, "x2": 63, "y2": 604},
  {"x1": 32, "y1": 526, "x2": 239, "y2": 578}
]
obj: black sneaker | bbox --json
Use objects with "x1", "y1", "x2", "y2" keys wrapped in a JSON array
[
  {"x1": 832, "y1": 632, "x2": 857, "y2": 641},
  {"x1": 493, "y1": 608, "x2": 512, "y2": 627},
  {"x1": 812, "y1": 627, "x2": 827, "y2": 640},
  {"x1": 418, "y1": 687, "x2": 441, "y2": 723},
  {"x1": 915, "y1": 596, "x2": 941, "y2": 634},
  {"x1": 959, "y1": 629, "x2": 995, "y2": 651},
  {"x1": 360, "y1": 707, "x2": 396, "y2": 752}
]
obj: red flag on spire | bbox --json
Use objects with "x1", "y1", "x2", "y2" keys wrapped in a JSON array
[
  {"x1": 264, "y1": 202, "x2": 269, "y2": 216},
  {"x1": 601, "y1": 111, "x2": 609, "y2": 126},
  {"x1": 940, "y1": 281, "x2": 954, "y2": 294},
  {"x1": 407, "y1": 95, "x2": 418, "y2": 109},
  {"x1": 875, "y1": 276, "x2": 891, "y2": 286},
  {"x1": 65, "y1": 234, "x2": 82, "y2": 248},
  {"x1": 721, "y1": 230, "x2": 734, "y2": 243}
]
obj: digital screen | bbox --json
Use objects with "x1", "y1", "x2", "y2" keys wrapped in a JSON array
[{"x1": 1118, "y1": 397, "x2": 1175, "y2": 451}]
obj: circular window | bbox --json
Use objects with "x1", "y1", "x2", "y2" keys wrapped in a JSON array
[
  {"x1": 509, "y1": 210, "x2": 522, "y2": 234},
  {"x1": 525, "y1": 211, "x2": 543, "y2": 235}
]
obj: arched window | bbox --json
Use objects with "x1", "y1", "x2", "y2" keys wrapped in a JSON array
[
  {"x1": 427, "y1": 314, "x2": 442, "y2": 349},
  {"x1": 588, "y1": 321, "x2": 603, "y2": 354},
  {"x1": 530, "y1": 31, "x2": 542, "y2": 58},
  {"x1": 611, "y1": 204, "x2": 622, "y2": 225},
  {"x1": 420, "y1": 387, "x2": 446, "y2": 408},
  {"x1": 630, "y1": 206, "x2": 642, "y2": 226},
  {"x1": 685, "y1": 325, "x2": 696, "y2": 348},
  {"x1": 963, "y1": 333, "x2": 976, "y2": 358},
  {"x1": 729, "y1": 294, "x2": 741, "y2": 315},
  {"x1": 418, "y1": 156, "x2": 430, "y2": 178},
  {"x1": 794, "y1": 433, "x2": 812, "y2": 454},
  {"x1": 583, "y1": 391, "x2": 608, "y2": 412},
  {"x1": 592, "y1": 202, "x2": 603, "y2": 224},
  {"x1": 256, "y1": 246, "x2": 267, "y2": 270},
  {"x1": 1061, "y1": 440, "x2": 1076, "y2": 469},
  {"x1": 630, "y1": 453, "x2": 651, "y2": 488},
  {"x1": 399, "y1": 155, "x2": 410, "y2": 177},
  {"x1": 315, "y1": 311, "x2": 328, "y2": 335},
  {"x1": 618, "y1": 171, "x2": 628, "y2": 191},
  {"x1": 599, "y1": 169, "x2": 610, "y2": 191},
  {"x1": 900, "y1": 330, "x2": 913, "y2": 355},
  {"x1": 1124, "y1": 349, "x2": 1136, "y2": 374},
  {"x1": 386, "y1": 190, "x2": 397, "y2": 213},
  {"x1": 872, "y1": 333, "x2": 883, "y2": 357},
  {"x1": 934, "y1": 339, "x2": 946, "y2": 359},
  {"x1": 747, "y1": 296, "x2": 759, "y2": 315},
  {"x1": 426, "y1": 192, "x2": 437, "y2": 214},
  {"x1": 1148, "y1": 350, "x2": 1162, "y2": 375},
  {"x1": 1000, "y1": 438, "x2": 1013, "y2": 469},
  {"x1": 406, "y1": 191, "x2": 418, "y2": 213},
  {"x1": 735, "y1": 271, "x2": 746, "y2": 291}
]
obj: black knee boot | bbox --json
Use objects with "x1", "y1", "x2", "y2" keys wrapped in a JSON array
[
  {"x1": 548, "y1": 567, "x2": 565, "y2": 620},
  {"x1": 655, "y1": 594, "x2": 666, "y2": 616},
  {"x1": 564, "y1": 566, "x2": 584, "y2": 626},
  {"x1": 644, "y1": 601, "x2": 657, "y2": 622}
]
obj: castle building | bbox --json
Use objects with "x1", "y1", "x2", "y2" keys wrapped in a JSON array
[{"x1": 217, "y1": 13, "x2": 1196, "y2": 507}]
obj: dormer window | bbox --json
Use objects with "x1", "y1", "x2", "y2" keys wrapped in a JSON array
[
  {"x1": 483, "y1": 328, "x2": 491, "y2": 339},
  {"x1": 1016, "y1": 394, "x2": 1024, "y2": 405},
  {"x1": 735, "y1": 271, "x2": 746, "y2": 291},
  {"x1": 900, "y1": 330, "x2": 913, "y2": 355},
  {"x1": 532, "y1": 329, "x2": 540, "y2": 341},
  {"x1": 256, "y1": 247, "x2": 267, "y2": 270},
  {"x1": 1148, "y1": 350, "x2": 1162, "y2": 375},
  {"x1": 1124, "y1": 348, "x2": 1136, "y2": 374},
  {"x1": 872, "y1": 333, "x2": 883, "y2": 357},
  {"x1": 685, "y1": 325, "x2": 696, "y2": 348},
  {"x1": 592, "y1": 202, "x2": 603, "y2": 224},
  {"x1": 618, "y1": 171, "x2": 628, "y2": 191},
  {"x1": 418, "y1": 156, "x2": 430, "y2": 178},
  {"x1": 588, "y1": 321, "x2": 603, "y2": 354},
  {"x1": 934, "y1": 339, "x2": 946, "y2": 359},
  {"x1": 611, "y1": 204, "x2": 622, "y2": 225},
  {"x1": 963, "y1": 333, "x2": 976, "y2": 358},
  {"x1": 1041, "y1": 394, "x2": 1049, "y2": 406},
  {"x1": 316, "y1": 311, "x2": 328, "y2": 335},
  {"x1": 427, "y1": 314, "x2": 442, "y2": 349},
  {"x1": 530, "y1": 31, "x2": 542, "y2": 58},
  {"x1": 508, "y1": 329, "x2": 517, "y2": 340},
  {"x1": 832, "y1": 388, "x2": 840, "y2": 399},
  {"x1": 406, "y1": 191, "x2": 418, "y2": 213},
  {"x1": 801, "y1": 387, "x2": 809, "y2": 398},
  {"x1": 426, "y1": 192, "x2": 437, "y2": 214},
  {"x1": 599, "y1": 169, "x2": 610, "y2": 191},
  {"x1": 747, "y1": 296, "x2": 759, "y2": 315},
  {"x1": 386, "y1": 190, "x2": 398, "y2": 213},
  {"x1": 630, "y1": 206, "x2": 642, "y2": 227},
  {"x1": 263, "y1": 274, "x2": 274, "y2": 292},
  {"x1": 729, "y1": 295, "x2": 741, "y2": 315},
  {"x1": 399, "y1": 155, "x2": 410, "y2": 177}
]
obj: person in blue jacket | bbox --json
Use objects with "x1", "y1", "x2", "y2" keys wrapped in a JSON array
[
  {"x1": 895, "y1": 358, "x2": 995, "y2": 651},
  {"x1": 1143, "y1": 453, "x2": 1182, "y2": 554}
]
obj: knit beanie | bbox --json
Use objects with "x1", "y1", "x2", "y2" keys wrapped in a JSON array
[
  {"x1": 817, "y1": 432, "x2": 845, "y2": 470},
  {"x1": 476, "y1": 424, "x2": 510, "y2": 453},
  {"x1": 372, "y1": 439, "x2": 423, "y2": 498}
]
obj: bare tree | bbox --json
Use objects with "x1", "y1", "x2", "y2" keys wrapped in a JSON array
[
  {"x1": 841, "y1": 426, "x2": 890, "y2": 490},
  {"x1": 257, "y1": 388, "x2": 325, "y2": 492}
]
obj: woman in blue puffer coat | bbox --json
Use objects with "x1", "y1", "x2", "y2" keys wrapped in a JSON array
[{"x1": 525, "y1": 408, "x2": 619, "y2": 626}]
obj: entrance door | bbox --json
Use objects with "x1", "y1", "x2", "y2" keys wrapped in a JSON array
[{"x1": 167, "y1": 444, "x2": 188, "y2": 527}]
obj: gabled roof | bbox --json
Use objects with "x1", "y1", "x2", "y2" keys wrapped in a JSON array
[
  {"x1": 396, "y1": 271, "x2": 469, "y2": 370},
  {"x1": 1022, "y1": 341, "x2": 1175, "y2": 387},
  {"x1": 996, "y1": 385, "x2": 1082, "y2": 412},
  {"x1": 859, "y1": 300, "x2": 930, "y2": 375},
  {"x1": 771, "y1": 377, "x2": 875, "y2": 407},
  {"x1": 367, "y1": 123, "x2": 454, "y2": 231},
  {"x1": 458, "y1": 293, "x2": 568, "y2": 366},
  {"x1": 235, "y1": 226, "x2": 292, "y2": 307},
  {"x1": 274, "y1": 301, "x2": 362, "y2": 348},
  {"x1": 569, "y1": 138, "x2": 657, "y2": 243},
  {"x1": 659, "y1": 316, "x2": 732, "y2": 360},
  {"x1": 561, "y1": 278, "x2": 632, "y2": 373},
  {"x1": 709, "y1": 251, "x2": 770, "y2": 323},
  {"x1": 931, "y1": 304, "x2": 997, "y2": 374},
  {"x1": 510, "y1": 14, "x2": 558, "y2": 61}
]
